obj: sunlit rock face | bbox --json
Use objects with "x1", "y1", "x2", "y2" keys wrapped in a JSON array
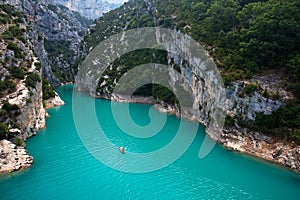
[{"x1": 54, "y1": 0, "x2": 128, "y2": 19}]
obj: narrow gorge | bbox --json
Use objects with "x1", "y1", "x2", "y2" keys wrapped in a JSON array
[{"x1": 1, "y1": 0, "x2": 300, "y2": 175}]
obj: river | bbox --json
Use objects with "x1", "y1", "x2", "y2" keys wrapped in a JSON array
[{"x1": 0, "y1": 85, "x2": 299, "y2": 199}]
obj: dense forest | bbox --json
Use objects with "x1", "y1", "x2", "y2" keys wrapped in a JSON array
[
  {"x1": 82, "y1": 0, "x2": 300, "y2": 142},
  {"x1": 83, "y1": 0, "x2": 300, "y2": 143}
]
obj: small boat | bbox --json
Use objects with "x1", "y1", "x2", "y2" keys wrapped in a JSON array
[{"x1": 119, "y1": 146, "x2": 125, "y2": 154}]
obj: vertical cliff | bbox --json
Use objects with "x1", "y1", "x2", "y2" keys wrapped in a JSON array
[
  {"x1": 54, "y1": 0, "x2": 127, "y2": 19},
  {"x1": 0, "y1": 2, "x2": 66, "y2": 173},
  {"x1": 2, "y1": 0, "x2": 90, "y2": 86}
]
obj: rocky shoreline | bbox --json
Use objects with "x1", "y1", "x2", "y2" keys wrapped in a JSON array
[
  {"x1": 0, "y1": 140, "x2": 33, "y2": 174},
  {"x1": 44, "y1": 92, "x2": 65, "y2": 109},
  {"x1": 97, "y1": 94, "x2": 300, "y2": 173},
  {"x1": 0, "y1": 94, "x2": 64, "y2": 174}
]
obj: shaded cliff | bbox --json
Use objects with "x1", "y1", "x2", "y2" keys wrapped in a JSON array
[
  {"x1": 0, "y1": 3, "x2": 64, "y2": 173},
  {"x1": 2, "y1": 0, "x2": 91, "y2": 86}
]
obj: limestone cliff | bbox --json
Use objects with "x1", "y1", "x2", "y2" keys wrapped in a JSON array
[
  {"x1": 0, "y1": 140, "x2": 33, "y2": 173},
  {"x1": 2, "y1": 0, "x2": 90, "y2": 86},
  {"x1": 0, "y1": 2, "x2": 66, "y2": 174},
  {"x1": 54, "y1": 0, "x2": 127, "y2": 19}
]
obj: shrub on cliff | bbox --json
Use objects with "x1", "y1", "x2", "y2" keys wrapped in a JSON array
[
  {"x1": 0, "y1": 122, "x2": 9, "y2": 140},
  {"x1": 1, "y1": 101, "x2": 20, "y2": 118},
  {"x1": 42, "y1": 79, "x2": 55, "y2": 100},
  {"x1": 0, "y1": 79, "x2": 16, "y2": 97},
  {"x1": 7, "y1": 42, "x2": 24, "y2": 58},
  {"x1": 10, "y1": 66, "x2": 25, "y2": 79},
  {"x1": 254, "y1": 101, "x2": 300, "y2": 143},
  {"x1": 25, "y1": 73, "x2": 41, "y2": 88},
  {"x1": 34, "y1": 62, "x2": 41, "y2": 71},
  {"x1": 14, "y1": 136, "x2": 24, "y2": 146},
  {"x1": 244, "y1": 84, "x2": 257, "y2": 96}
]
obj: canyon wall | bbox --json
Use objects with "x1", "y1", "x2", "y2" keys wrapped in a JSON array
[{"x1": 54, "y1": 0, "x2": 127, "y2": 19}]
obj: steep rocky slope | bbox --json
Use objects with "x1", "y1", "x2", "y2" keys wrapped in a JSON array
[
  {"x1": 2, "y1": 0, "x2": 90, "y2": 86},
  {"x1": 0, "y1": 3, "x2": 63, "y2": 174},
  {"x1": 80, "y1": 0, "x2": 300, "y2": 172},
  {"x1": 0, "y1": 4, "x2": 45, "y2": 173},
  {"x1": 54, "y1": 0, "x2": 127, "y2": 19}
]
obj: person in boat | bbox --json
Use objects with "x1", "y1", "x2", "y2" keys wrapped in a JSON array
[{"x1": 119, "y1": 146, "x2": 125, "y2": 154}]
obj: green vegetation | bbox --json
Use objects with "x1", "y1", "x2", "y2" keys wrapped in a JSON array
[
  {"x1": 286, "y1": 54, "x2": 300, "y2": 100},
  {"x1": 0, "y1": 13, "x2": 11, "y2": 24},
  {"x1": 0, "y1": 79, "x2": 16, "y2": 97},
  {"x1": 86, "y1": 0, "x2": 299, "y2": 88},
  {"x1": 253, "y1": 101, "x2": 300, "y2": 143},
  {"x1": 44, "y1": 39, "x2": 75, "y2": 59},
  {"x1": 83, "y1": 0, "x2": 300, "y2": 143},
  {"x1": 34, "y1": 62, "x2": 42, "y2": 71},
  {"x1": 43, "y1": 39, "x2": 75, "y2": 82},
  {"x1": 96, "y1": 48, "x2": 180, "y2": 104},
  {"x1": 51, "y1": 65, "x2": 67, "y2": 82},
  {"x1": 25, "y1": 73, "x2": 41, "y2": 88},
  {"x1": 0, "y1": 122, "x2": 9, "y2": 140},
  {"x1": 11, "y1": 121, "x2": 20, "y2": 129},
  {"x1": 0, "y1": 101, "x2": 20, "y2": 118},
  {"x1": 7, "y1": 42, "x2": 25, "y2": 58},
  {"x1": 244, "y1": 84, "x2": 257, "y2": 96},
  {"x1": 0, "y1": 4, "x2": 24, "y2": 19},
  {"x1": 10, "y1": 66, "x2": 25, "y2": 79},
  {"x1": 42, "y1": 79, "x2": 55, "y2": 100},
  {"x1": 14, "y1": 136, "x2": 24, "y2": 146},
  {"x1": 225, "y1": 115, "x2": 235, "y2": 126},
  {"x1": 2, "y1": 101, "x2": 19, "y2": 112},
  {"x1": 26, "y1": 98, "x2": 32, "y2": 103},
  {"x1": 2, "y1": 25, "x2": 24, "y2": 41}
]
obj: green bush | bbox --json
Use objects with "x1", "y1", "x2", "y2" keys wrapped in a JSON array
[
  {"x1": 2, "y1": 101, "x2": 19, "y2": 112},
  {"x1": 14, "y1": 136, "x2": 24, "y2": 146},
  {"x1": 2, "y1": 31, "x2": 14, "y2": 40},
  {"x1": 7, "y1": 42, "x2": 24, "y2": 58},
  {"x1": 225, "y1": 115, "x2": 235, "y2": 126},
  {"x1": 0, "y1": 79, "x2": 16, "y2": 96},
  {"x1": 42, "y1": 79, "x2": 55, "y2": 100},
  {"x1": 0, "y1": 13, "x2": 10, "y2": 24},
  {"x1": 254, "y1": 101, "x2": 300, "y2": 143},
  {"x1": 0, "y1": 5, "x2": 14, "y2": 16},
  {"x1": 25, "y1": 73, "x2": 41, "y2": 88},
  {"x1": 26, "y1": 98, "x2": 32, "y2": 103},
  {"x1": 244, "y1": 84, "x2": 257, "y2": 96},
  {"x1": 2, "y1": 25, "x2": 23, "y2": 41},
  {"x1": 11, "y1": 121, "x2": 21, "y2": 129},
  {"x1": 0, "y1": 122, "x2": 9, "y2": 140},
  {"x1": 262, "y1": 89, "x2": 269, "y2": 98},
  {"x1": 10, "y1": 66, "x2": 24, "y2": 79},
  {"x1": 34, "y1": 62, "x2": 42, "y2": 71}
]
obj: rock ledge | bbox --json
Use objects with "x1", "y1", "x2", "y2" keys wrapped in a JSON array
[{"x1": 0, "y1": 140, "x2": 33, "y2": 174}]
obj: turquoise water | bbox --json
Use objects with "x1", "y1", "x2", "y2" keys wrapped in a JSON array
[{"x1": 0, "y1": 85, "x2": 300, "y2": 199}]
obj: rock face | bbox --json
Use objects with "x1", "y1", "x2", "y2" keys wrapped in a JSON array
[
  {"x1": 17, "y1": 74, "x2": 46, "y2": 138},
  {"x1": 45, "y1": 92, "x2": 65, "y2": 108},
  {"x1": 2, "y1": 0, "x2": 89, "y2": 86},
  {"x1": 54, "y1": 0, "x2": 127, "y2": 19},
  {"x1": 0, "y1": 140, "x2": 33, "y2": 174},
  {"x1": 220, "y1": 126, "x2": 300, "y2": 172},
  {"x1": 80, "y1": 27, "x2": 300, "y2": 172},
  {"x1": 0, "y1": 2, "x2": 66, "y2": 173}
]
